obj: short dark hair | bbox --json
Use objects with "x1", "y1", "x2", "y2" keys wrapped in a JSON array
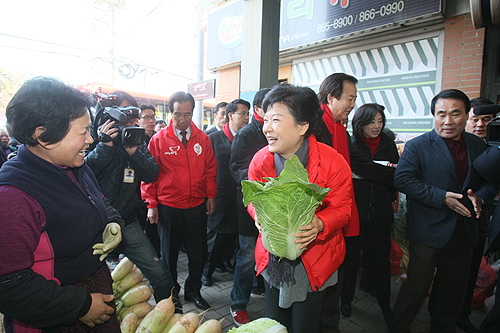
[
  {"x1": 155, "y1": 119, "x2": 166, "y2": 126},
  {"x1": 225, "y1": 99, "x2": 251, "y2": 122},
  {"x1": 430, "y1": 89, "x2": 470, "y2": 116},
  {"x1": 253, "y1": 88, "x2": 272, "y2": 109},
  {"x1": 470, "y1": 97, "x2": 494, "y2": 108},
  {"x1": 6, "y1": 76, "x2": 92, "y2": 146},
  {"x1": 112, "y1": 91, "x2": 138, "y2": 107},
  {"x1": 140, "y1": 104, "x2": 156, "y2": 113},
  {"x1": 318, "y1": 73, "x2": 358, "y2": 105},
  {"x1": 168, "y1": 91, "x2": 195, "y2": 112},
  {"x1": 214, "y1": 102, "x2": 228, "y2": 115},
  {"x1": 352, "y1": 103, "x2": 386, "y2": 141},
  {"x1": 263, "y1": 84, "x2": 323, "y2": 138}
]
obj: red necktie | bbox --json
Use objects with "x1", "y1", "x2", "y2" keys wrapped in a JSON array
[{"x1": 180, "y1": 131, "x2": 188, "y2": 148}]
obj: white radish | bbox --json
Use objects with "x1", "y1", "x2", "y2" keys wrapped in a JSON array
[
  {"x1": 116, "y1": 266, "x2": 144, "y2": 294},
  {"x1": 144, "y1": 295, "x2": 176, "y2": 333},
  {"x1": 120, "y1": 301, "x2": 153, "y2": 319},
  {"x1": 193, "y1": 319, "x2": 221, "y2": 333},
  {"x1": 111, "y1": 257, "x2": 134, "y2": 281},
  {"x1": 167, "y1": 312, "x2": 200, "y2": 333},
  {"x1": 121, "y1": 283, "x2": 152, "y2": 307},
  {"x1": 135, "y1": 309, "x2": 155, "y2": 333},
  {"x1": 120, "y1": 312, "x2": 138, "y2": 333},
  {"x1": 162, "y1": 313, "x2": 182, "y2": 333}
]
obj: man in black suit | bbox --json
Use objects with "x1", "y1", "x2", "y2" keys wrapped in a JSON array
[
  {"x1": 205, "y1": 102, "x2": 228, "y2": 135},
  {"x1": 202, "y1": 99, "x2": 250, "y2": 286},
  {"x1": 228, "y1": 88, "x2": 271, "y2": 326},
  {"x1": 389, "y1": 89, "x2": 497, "y2": 332}
]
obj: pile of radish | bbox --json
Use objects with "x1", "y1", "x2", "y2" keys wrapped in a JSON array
[{"x1": 111, "y1": 257, "x2": 223, "y2": 333}]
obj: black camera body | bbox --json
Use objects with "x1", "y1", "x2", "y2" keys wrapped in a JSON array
[
  {"x1": 92, "y1": 92, "x2": 145, "y2": 147},
  {"x1": 481, "y1": 104, "x2": 500, "y2": 145}
]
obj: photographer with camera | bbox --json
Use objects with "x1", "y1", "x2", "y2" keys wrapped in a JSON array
[
  {"x1": 85, "y1": 91, "x2": 178, "y2": 309},
  {"x1": 473, "y1": 136, "x2": 500, "y2": 332}
]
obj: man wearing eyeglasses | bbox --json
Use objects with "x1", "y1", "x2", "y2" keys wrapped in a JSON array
[
  {"x1": 141, "y1": 91, "x2": 217, "y2": 311},
  {"x1": 139, "y1": 105, "x2": 157, "y2": 143},
  {"x1": 202, "y1": 99, "x2": 250, "y2": 287}
]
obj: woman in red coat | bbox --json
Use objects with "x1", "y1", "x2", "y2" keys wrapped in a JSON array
[{"x1": 248, "y1": 84, "x2": 353, "y2": 332}]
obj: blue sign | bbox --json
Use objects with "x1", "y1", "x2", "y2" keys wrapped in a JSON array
[{"x1": 279, "y1": 0, "x2": 441, "y2": 50}]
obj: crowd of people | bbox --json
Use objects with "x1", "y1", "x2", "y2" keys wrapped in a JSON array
[{"x1": 0, "y1": 73, "x2": 499, "y2": 333}]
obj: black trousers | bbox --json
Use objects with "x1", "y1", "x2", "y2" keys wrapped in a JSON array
[
  {"x1": 265, "y1": 280, "x2": 326, "y2": 333},
  {"x1": 429, "y1": 235, "x2": 486, "y2": 322},
  {"x1": 340, "y1": 236, "x2": 361, "y2": 306},
  {"x1": 359, "y1": 223, "x2": 392, "y2": 312},
  {"x1": 389, "y1": 221, "x2": 472, "y2": 333},
  {"x1": 203, "y1": 228, "x2": 236, "y2": 277},
  {"x1": 157, "y1": 202, "x2": 207, "y2": 298},
  {"x1": 320, "y1": 266, "x2": 342, "y2": 333}
]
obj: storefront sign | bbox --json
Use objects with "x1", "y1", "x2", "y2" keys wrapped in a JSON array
[
  {"x1": 280, "y1": 0, "x2": 441, "y2": 50},
  {"x1": 188, "y1": 79, "x2": 216, "y2": 100},
  {"x1": 207, "y1": 1, "x2": 244, "y2": 69},
  {"x1": 293, "y1": 36, "x2": 439, "y2": 133}
]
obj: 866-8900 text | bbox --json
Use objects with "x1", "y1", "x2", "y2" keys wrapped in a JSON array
[{"x1": 317, "y1": 1, "x2": 405, "y2": 33}]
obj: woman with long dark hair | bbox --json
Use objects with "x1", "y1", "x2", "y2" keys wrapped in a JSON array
[{"x1": 350, "y1": 103, "x2": 399, "y2": 322}]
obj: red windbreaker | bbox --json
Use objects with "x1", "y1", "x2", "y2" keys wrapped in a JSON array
[
  {"x1": 141, "y1": 122, "x2": 217, "y2": 209},
  {"x1": 249, "y1": 135, "x2": 352, "y2": 291}
]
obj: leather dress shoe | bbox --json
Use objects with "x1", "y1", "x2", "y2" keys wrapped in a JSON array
[
  {"x1": 340, "y1": 302, "x2": 351, "y2": 318},
  {"x1": 456, "y1": 317, "x2": 479, "y2": 333},
  {"x1": 224, "y1": 261, "x2": 234, "y2": 273},
  {"x1": 382, "y1": 309, "x2": 393, "y2": 322},
  {"x1": 201, "y1": 275, "x2": 212, "y2": 286},
  {"x1": 184, "y1": 294, "x2": 210, "y2": 310}
]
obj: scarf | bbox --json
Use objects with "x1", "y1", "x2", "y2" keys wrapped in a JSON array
[
  {"x1": 321, "y1": 104, "x2": 350, "y2": 166},
  {"x1": 253, "y1": 112, "x2": 264, "y2": 126},
  {"x1": 223, "y1": 123, "x2": 234, "y2": 142},
  {"x1": 362, "y1": 136, "x2": 382, "y2": 159}
]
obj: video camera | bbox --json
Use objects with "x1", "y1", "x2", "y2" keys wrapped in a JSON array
[
  {"x1": 483, "y1": 104, "x2": 500, "y2": 145},
  {"x1": 92, "y1": 92, "x2": 145, "y2": 147}
]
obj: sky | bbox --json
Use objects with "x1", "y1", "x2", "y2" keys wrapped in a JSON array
[{"x1": 0, "y1": 0, "x2": 206, "y2": 96}]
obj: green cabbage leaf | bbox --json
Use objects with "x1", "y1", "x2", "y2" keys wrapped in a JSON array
[
  {"x1": 242, "y1": 155, "x2": 331, "y2": 260},
  {"x1": 227, "y1": 318, "x2": 288, "y2": 333}
]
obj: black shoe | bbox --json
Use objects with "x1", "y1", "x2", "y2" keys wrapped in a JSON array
[
  {"x1": 340, "y1": 302, "x2": 351, "y2": 318},
  {"x1": 214, "y1": 263, "x2": 227, "y2": 273},
  {"x1": 382, "y1": 309, "x2": 393, "y2": 323},
  {"x1": 456, "y1": 317, "x2": 479, "y2": 333},
  {"x1": 184, "y1": 294, "x2": 210, "y2": 310},
  {"x1": 224, "y1": 261, "x2": 234, "y2": 274},
  {"x1": 201, "y1": 275, "x2": 212, "y2": 286}
]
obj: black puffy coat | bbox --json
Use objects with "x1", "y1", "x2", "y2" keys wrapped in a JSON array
[
  {"x1": 85, "y1": 141, "x2": 159, "y2": 225},
  {"x1": 351, "y1": 132, "x2": 399, "y2": 225}
]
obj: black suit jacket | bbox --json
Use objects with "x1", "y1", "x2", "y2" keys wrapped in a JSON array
[
  {"x1": 204, "y1": 126, "x2": 219, "y2": 136},
  {"x1": 394, "y1": 130, "x2": 497, "y2": 248},
  {"x1": 473, "y1": 145, "x2": 500, "y2": 256},
  {"x1": 229, "y1": 118, "x2": 268, "y2": 236},
  {"x1": 208, "y1": 130, "x2": 237, "y2": 233}
]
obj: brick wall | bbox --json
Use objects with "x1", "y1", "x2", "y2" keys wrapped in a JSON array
[
  {"x1": 216, "y1": 66, "x2": 241, "y2": 103},
  {"x1": 441, "y1": 13, "x2": 485, "y2": 98}
]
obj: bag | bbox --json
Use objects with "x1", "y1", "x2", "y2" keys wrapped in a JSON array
[{"x1": 471, "y1": 257, "x2": 497, "y2": 308}]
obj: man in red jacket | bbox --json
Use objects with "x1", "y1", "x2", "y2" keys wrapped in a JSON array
[{"x1": 141, "y1": 91, "x2": 217, "y2": 310}]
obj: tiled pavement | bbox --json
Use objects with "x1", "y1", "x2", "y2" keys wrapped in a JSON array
[
  {"x1": 0, "y1": 252, "x2": 487, "y2": 332},
  {"x1": 175, "y1": 251, "x2": 487, "y2": 333}
]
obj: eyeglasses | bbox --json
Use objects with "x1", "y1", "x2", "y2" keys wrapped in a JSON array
[
  {"x1": 234, "y1": 111, "x2": 250, "y2": 117},
  {"x1": 173, "y1": 113, "x2": 193, "y2": 120},
  {"x1": 140, "y1": 115, "x2": 156, "y2": 121}
]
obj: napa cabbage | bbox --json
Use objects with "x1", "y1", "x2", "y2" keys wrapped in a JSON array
[
  {"x1": 242, "y1": 155, "x2": 330, "y2": 261},
  {"x1": 227, "y1": 318, "x2": 288, "y2": 333}
]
